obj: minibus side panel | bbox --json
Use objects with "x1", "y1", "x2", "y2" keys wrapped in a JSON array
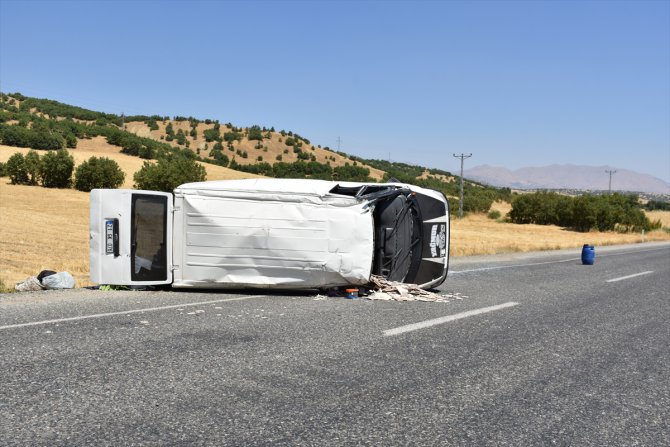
[{"x1": 171, "y1": 188, "x2": 374, "y2": 289}]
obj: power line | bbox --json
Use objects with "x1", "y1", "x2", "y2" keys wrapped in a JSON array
[
  {"x1": 453, "y1": 153, "x2": 472, "y2": 219},
  {"x1": 606, "y1": 169, "x2": 617, "y2": 194}
]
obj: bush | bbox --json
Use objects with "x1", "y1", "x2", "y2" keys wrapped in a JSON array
[
  {"x1": 223, "y1": 130, "x2": 241, "y2": 142},
  {"x1": 209, "y1": 148, "x2": 229, "y2": 166},
  {"x1": 487, "y1": 210, "x2": 501, "y2": 220},
  {"x1": 248, "y1": 125, "x2": 263, "y2": 141},
  {"x1": 133, "y1": 154, "x2": 206, "y2": 192},
  {"x1": 24, "y1": 150, "x2": 41, "y2": 185},
  {"x1": 0, "y1": 161, "x2": 5, "y2": 177},
  {"x1": 509, "y1": 192, "x2": 654, "y2": 233},
  {"x1": 204, "y1": 128, "x2": 222, "y2": 142},
  {"x1": 5, "y1": 152, "x2": 30, "y2": 184},
  {"x1": 176, "y1": 129, "x2": 186, "y2": 145},
  {"x1": 40, "y1": 149, "x2": 74, "y2": 188},
  {"x1": 462, "y1": 187, "x2": 496, "y2": 214},
  {"x1": 645, "y1": 200, "x2": 670, "y2": 211},
  {"x1": 74, "y1": 157, "x2": 125, "y2": 191},
  {"x1": 65, "y1": 133, "x2": 77, "y2": 148},
  {"x1": 0, "y1": 124, "x2": 64, "y2": 150},
  {"x1": 333, "y1": 164, "x2": 372, "y2": 182}
]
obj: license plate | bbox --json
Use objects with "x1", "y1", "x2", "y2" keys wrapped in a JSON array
[{"x1": 105, "y1": 220, "x2": 114, "y2": 254}]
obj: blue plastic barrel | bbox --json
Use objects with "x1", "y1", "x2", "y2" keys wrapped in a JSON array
[{"x1": 581, "y1": 244, "x2": 595, "y2": 265}]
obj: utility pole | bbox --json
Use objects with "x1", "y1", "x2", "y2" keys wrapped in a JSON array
[
  {"x1": 453, "y1": 153, "x2": 472, "y2": 219},
  {"x1": 606, "y1": 169, "x2": 617, "y2": 194},
  {"x1": 336, "y1": 136, "x2": 341, "y2": 152}
]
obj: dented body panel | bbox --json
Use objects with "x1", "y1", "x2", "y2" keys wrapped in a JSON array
[{"x1": 172, "y1": 180, "x2": 374, "y2": 289}]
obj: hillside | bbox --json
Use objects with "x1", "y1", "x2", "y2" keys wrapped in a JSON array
[
  {"x1": 123, "y1": 120, "x2": 387, "y2": 180},
  {"x1": 0, "y1": 92, "x2": 509, "y2": 213},
  {"x1": 0, "y1": 92, "x2": 385, "y2": 180}
]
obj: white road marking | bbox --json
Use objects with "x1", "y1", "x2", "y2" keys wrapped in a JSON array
[
  {"x1": 450, "y1": 258, "x2": 579, "y2": 274},
  {"x1": 383, "y1": 302, "x2": 520, "y2": 336},
  {"x1": 0, "y1": 295, "x2": 265, "y2": 331},
  {"x1": 449, "y1": 246, "x2": 669, "y2": 275},
  {"x1": 606, "y1": 271, "x2": 654, "y2": 283}
]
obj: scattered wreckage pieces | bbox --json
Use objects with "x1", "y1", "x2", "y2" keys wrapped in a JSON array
[
  {"x1": 14, "y1": 271, "x2": 76, "y2": 292},
  {"x1": 362, "y1": 275, "x2": 466, "y2": 303}
]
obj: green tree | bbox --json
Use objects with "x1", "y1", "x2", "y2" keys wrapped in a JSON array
[
  {"x1": 333, "y1": 164, "x2": 371, "y2": 182},
  {"x1": 64, "y1": 133, "x2": 77, "y2": 148},
  {"x1": 510, "y1": 192, "x2": 653, "y2": 233},
  {"x1": 248, "y1": 125, "x2": 263, "y2": 141},
  {"x1": 24, "y1": 150, "x2": 41, "y2": 185},
  {"x1": 176, "y1": 129, "x2": 186, "y2": 145},
  {"x1": 39, "y1": 149, "x2": 75, "y2": 188},
  {"x1": 211, "y1": 151, "x2": 229, "y2": 166},
  {"x1": 133, "y1": 154, "x2": 206, "y2": 192},
  {"x1": 5, "y1": 152, "x2": 30, "y2": 184},
  {"x1": 74, "y1": 157, "x2": 125, "y2": 192},
  {"x1": 223, "y1": 130, "x2": 241, "y2": 142},
  {"x1": 204, "y1": 128, "x2": 222, "y2": 142}
]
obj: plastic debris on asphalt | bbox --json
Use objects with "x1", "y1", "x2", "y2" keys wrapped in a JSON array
[
  {"x1": 14, "y1": 276, "x2": 44, "y2": 292},
  {"x1": 14, "y1": 270, "x2": 76, "y2": 292}
]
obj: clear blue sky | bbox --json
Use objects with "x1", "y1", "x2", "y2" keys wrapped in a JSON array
[{"x1": 1, "y1": 0, "x2": 669, "y2": 182}]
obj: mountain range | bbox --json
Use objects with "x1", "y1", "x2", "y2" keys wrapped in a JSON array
[{"x1": 463, "y1": 164, "x2": 670, "y2": 195}]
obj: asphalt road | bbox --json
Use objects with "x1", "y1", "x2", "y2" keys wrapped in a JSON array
[{"x1": 1, "y1": 242, "x2": 669, "y2": 446}]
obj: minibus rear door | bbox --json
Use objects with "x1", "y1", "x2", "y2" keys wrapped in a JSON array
[{"x1": 90, "y1": 189, "x2": 173, "y2": 286}]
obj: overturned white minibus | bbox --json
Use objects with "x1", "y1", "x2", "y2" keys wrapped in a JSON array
[{"x1": 90, "y1": 179, "x2": 449, "y2": 289}]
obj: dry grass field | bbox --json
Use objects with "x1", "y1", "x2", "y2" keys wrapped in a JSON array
[
  {"x1": 0, "y1": 141, "x2": 262, "y2": 290},
  {"x1": 1, "y1": 181, "x2": 669, "y2": 290},
  {"x1": 0, "y1": 183, "x2": 91, "y2": 288},
  {"x1": 450, "y1": 201, "x2": 670, "y2": 256},
  {"x1": 647, "y1": 209, "x2": 670, "y2": 227},
  {"x1": 450, "y1": 212, "x2": 670, "y2": 256}
]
